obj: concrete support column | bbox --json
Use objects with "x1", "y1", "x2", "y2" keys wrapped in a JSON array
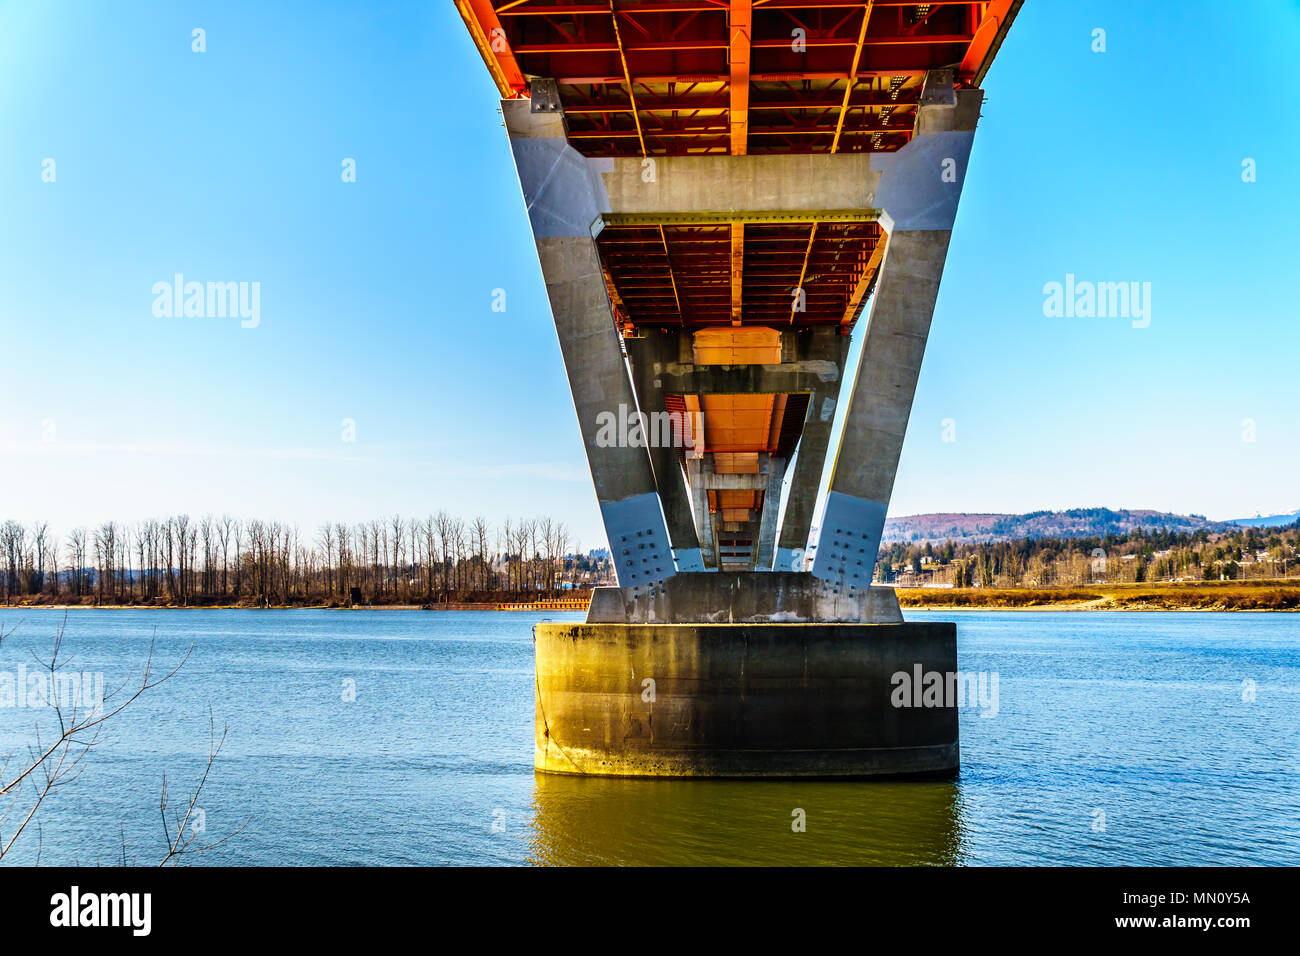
[
  {"x1": 754, "y1": 456, "x2": 787, "y2": 570},
  {"x1": 773, "y1": 327, "x2": 850, "y2": 573},
  {"x1": 503, "y1": 99, "x2": 675, "y2": 590},
  {"x1": 811, "y1": 72, "x2": 982, "y2": 591},
  {"x1": 812, "y1": 229, "x2": 952, "y2": 589},
  {"x1": 625, "y1": 331, "x2": 705, "y2": 571},
  {"x1": 686, "y1": 458, "x2": 718, "y2": 568}
]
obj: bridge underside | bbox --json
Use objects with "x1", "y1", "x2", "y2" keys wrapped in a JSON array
[
  {"x1": 459, "y1": 1, "x2": 1019, "y2": 776},
  {"x1": 461, "y1": 0, "x2": 1017, "y2": 603}
]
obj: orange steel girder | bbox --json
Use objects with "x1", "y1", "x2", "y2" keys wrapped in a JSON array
[
  {"x1": 960, "y1": 0, "x2": 1020, "y2": 85},
  {"x1": 455, "y1": 0, "x2": 526, "y2": 98},
  {"x1": 730, "y1": 223, "x2": 745, "y2": 326},
  {"x1": 728, "y1": 0, "x2": 752, "y2": 157},
  {"x1": 461, "y1": 1, "x2": 1019, "y2": 157},
  {"x1": 841, "y1": 229, "x2": 886, "y2": 328},
  {"x1": 789, "y1": 222, "x2": 817, "y2": 325},
  {"x1": 608, "y1": 0, "x2": 647, "y2": 155},
  {"x1": 729, "y1": 1, "x2": 751, "y2": 326},
  {"x1": 830, "y1": 2, "x2": 873, "y2": 154}
]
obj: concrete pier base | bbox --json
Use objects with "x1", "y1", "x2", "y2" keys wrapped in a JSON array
[
  {"x1": 586, "y1": 573, "x2": 904, "y2": 625},
  {"x1": 534, "y1": 621, "x2": 958, "y2": 778}
]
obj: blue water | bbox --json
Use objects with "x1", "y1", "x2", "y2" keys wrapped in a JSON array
[{"x1": 0, "y1": 608, "x2": 1295, "y2": 866}]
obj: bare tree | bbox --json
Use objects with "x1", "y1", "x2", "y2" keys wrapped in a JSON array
[
  {"x1": 318, "y1": 522, "x2": 336, "y2": 600},
  {"x1": 421, "y1": 516, "x2": 436, "y2": 601},
  {"x1": 2, "y1": 509, "x2": 623, "y2": 606},
  {"x1": 65, "y1": 528, "x2": 88, "y2": 599},
  {"x1": 30, "y1": 522, "x2": 49, "y2": 596},
  {"x1": 158, "y1": 708, "x2": 250, "y2": 865},
  {"x1": 473, "y1": 517, "x2": 490, "y2": 591},
  {"x1": 93, "y1": 522, "x2": 117, "y2": 604},
  {"x1": 217, "y1": 515, "x2": 235, "y2": 601},
  {"x1": 389, "y1": 515, "x2": 404, "y2": 603},
  {"x1": 1, "y1": 521, "x2": 25, "y2": 602},
  {"x1": 199, "y1": 515, "x2": 215, "y2": 601},
  {"x1": 0, "y1": 617, "x2": 237, "y2": 864}
]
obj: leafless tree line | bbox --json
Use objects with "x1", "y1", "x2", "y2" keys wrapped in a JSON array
[{"x1": 0, "y1": 514, "x2": 612, "y2": 606}]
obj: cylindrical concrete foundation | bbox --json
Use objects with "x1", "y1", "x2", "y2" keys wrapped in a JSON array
[{"x1": 534, "y1": 621, "x2": 958, "y2": 778}]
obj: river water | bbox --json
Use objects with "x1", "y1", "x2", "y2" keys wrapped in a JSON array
[{"x1": 0, "y1": 608, "x2": 1294, "y2": 866}]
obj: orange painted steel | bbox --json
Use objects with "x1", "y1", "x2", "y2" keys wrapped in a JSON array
[
  {"x1": 461, "y1": 1, "x2": 1013, "y2": 159},
  {"x1": 729, "y1": 0, "x2": 753, "y2": 156}
]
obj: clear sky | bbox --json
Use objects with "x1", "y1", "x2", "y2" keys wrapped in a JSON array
[{"x1": 1, "y1": 1, "x2": 1297, "y2": 550}]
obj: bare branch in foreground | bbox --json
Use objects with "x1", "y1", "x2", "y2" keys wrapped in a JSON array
[{"x1": 0, "y1": 616, "x2": 245, "y2": 865}]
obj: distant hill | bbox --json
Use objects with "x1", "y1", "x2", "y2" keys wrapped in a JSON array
[
  {"x1": 878, "y1": 508, "x2": 1234, "y2": 545},
  {"x1": 1225, "y1": 511, "x2": 1300, "y2": 528}
]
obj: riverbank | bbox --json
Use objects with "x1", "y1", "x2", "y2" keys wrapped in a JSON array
[
  {"x1": 1, "y1": 590, "x2": 595, "y2": 613},
  {"x1": 895, "y1": 580, "x2": 1300, "y2": 611},
  {"x1": 0, "y1": 598, "x2": 592, "y2": 612}
]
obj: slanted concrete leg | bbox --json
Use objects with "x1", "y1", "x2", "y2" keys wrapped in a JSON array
[
  {"x1": 686, "y1": 457, "x2": 718, "y2": 568},
  {"x1": 811, "y1": 72, "x2": 981, "y2": 591},
  {"x1": 503, "y1": 99, "x2": 674, "y2": 589},
  {"x1": 754, "y1": 456, "x2": 786, "y2": 570},
  {"x1": 774, "y1": 328, "x2": 849, "y2": 573},
  {"x1": 813, "y1": 230, "x2": 952, "y2": 589},
  {"x1": 625, "y1": 331, "x2": 705, "y2": 572}
]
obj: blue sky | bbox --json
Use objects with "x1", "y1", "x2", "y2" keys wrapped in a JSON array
[{"x1": 1, "y1": 1, "x2": 1296, "y2": 548}]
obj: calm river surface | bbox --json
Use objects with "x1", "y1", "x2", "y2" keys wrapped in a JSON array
[{"x1": 0, "y1": 608, "x2": 1295, "y2": 866}]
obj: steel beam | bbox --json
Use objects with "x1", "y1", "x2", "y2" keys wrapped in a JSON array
[
  {"x1": 602, "y1": 210, "x2": 881, "y2": 227},
  {"x1": 830, "y1": 2, "x2": 874, "y2": 154},
  {"x1": 728, "y1": 0, "x2": 753, "y2": 156}
]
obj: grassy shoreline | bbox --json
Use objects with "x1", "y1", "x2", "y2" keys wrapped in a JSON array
[{"x1": 895, "y1": 580, "x2": 1300, "y2": 611}]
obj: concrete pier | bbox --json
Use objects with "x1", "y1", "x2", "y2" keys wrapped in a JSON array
[
  {"x1": 458, "y1": 3, "x2": 1022, "y2": 779},
  {"x1": 534, "y1": 620, "x2": 958, "y2": 778}
]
